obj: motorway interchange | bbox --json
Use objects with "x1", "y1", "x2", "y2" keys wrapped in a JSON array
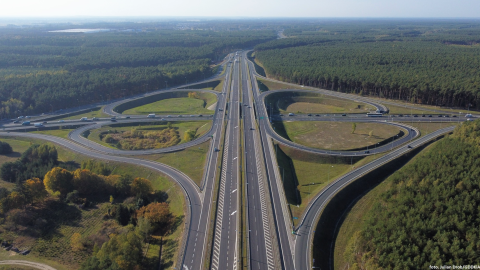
[{"x1": 0, "y1": 51, "x2": 471, "y2": 270}]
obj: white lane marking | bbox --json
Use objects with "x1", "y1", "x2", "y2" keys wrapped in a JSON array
[{"x1": 231, "y1": 210, "x2": 237, "y2": 216}]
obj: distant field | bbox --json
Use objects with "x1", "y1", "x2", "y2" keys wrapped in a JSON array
[
  {"x1": 273, "y1": 121, "x2": 402, "y2": 151},
  {"x1": 123, "y1": 93, "x2": 216, "y2": 115},
  {"x1": 87, "y1": 121, "x2": 212, "y2": 150},
  {"x1": 31, "y1": 129, "x2": 74, "y2": 139},
  {"x1": 398, "y1": 121, "x2": 458, "y2": 137}
]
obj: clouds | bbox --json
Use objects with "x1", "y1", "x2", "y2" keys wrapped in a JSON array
[{"x1": 1, "y1": 0, "x2": 479, "y2": 18}]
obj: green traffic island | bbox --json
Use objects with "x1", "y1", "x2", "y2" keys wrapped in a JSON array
[
  {"x1": 256, "y1": 78, "x2": 304, "y2": 92},
  {"x1": 85, "y1": 121, "x2": 212, "y2": 150},
  {"x1": 272, "y1": 121, "x2": 405, "y2": 152},
  {"x1": 329, "y1": 120, "x2": 480, "y2": 270},
  {"x1": 265, "y1": 91, "x2": 375, "y2": 115},
  {"x1": 115, "y1": 91, "x2": 217, "y2": 115},
  {"x1": 0, "y1": 139, "x2": 186, "y2": 270}
]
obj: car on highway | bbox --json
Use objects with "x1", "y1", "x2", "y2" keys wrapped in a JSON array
[
  {"x1": 219, "y1": 108, "x2": 223, "y2": 111},
  {"x1": 414, "y1": 115, "x2": 418, "y2": 117},
  {"x1": 422, "y1": 115, "x2": 426, "y2": 117},
  {"x1": 178, "y1": 115, "x2": 182, "y2": 117},
  {"x1": 250, "y1": 127, "x2": 255, "y2": 130},
  {"x1": 25, "y1": 116, "x2": 31, "y2": 119},
  {"x1": 308, "y1": 114, "x2": 312, "y2": 116},
  {"x1": 288, "y1": 113, "x2": 295, "y2": 116},
  {"x1": 13, "y1": 120, "x2": 19, "y2": 124},
  {"x1": 34, "y1": 123, "x2": 44, "y2": 127},
  {"x1": 125, "y1": 116, "x2": 130, "y2": 119},
  {"x1": 279, "y1": 114, "x2": 283, "y2": 116},
  {"x1": 465, "y1": 113, "x2": 473, "y2": 118},
  {"x1": 190, "y1": 115, "x2": 195, "y2": 117},
  {"x1": 161, "y1": 118, "x2": 166, "y2": 121},
  {"x1": 398, "y1": 114, "x2": 403, "y2": 117},
  {"x1": 148, "y1": 113, "x2": 155, "y2": 118},
  {"x1": 92, "y1": 117, "x2": 99, "y2": 120},
  {"x1": 110, "y1": 117, "x2": 116, "y2": 120},
  {"x1": 364, "y1": 150, "x2": 370, "y2": 154},
  {"x1": 18, "y1": 116, "x2": 24, "y2": 119},
  {"x1": 214, "y1": 148, "x2": 220, "y2": 152},
  {"x1": 445, "y1": 115, "x2": 450, "y2": 117},
  {"x1": 80, "y1": 117, "x2": 88, "y2": 121},
  {"x1": 315, "y1": 114, "x2": 320, "y2": 116},
  {"x1": 453, "y1": 115, "x2": 458, "y2": 118},
  {"x1": 467, "y1": 118, "x2": 473, "y2": 121},
  {"x1": 42, "y1": 121, "x2": 47, "y2": 124},
  {"x1": 341, "y1": 114, "x2": 347, "y2": 116},
  {"x1": 167, "y1": 115, "x2": 171, "y2": 118},
  {"x1": 438, "y1": 115, "x2": 443, "y2": 117},
  {"x1": 199, "y1": 114, "x2": 203, "y2": 117},
  {"x1": 428, "y1": 115, "x2": 432, "y2": 117},
  {"x1": 408, "y1": 145, "x2": 413, "y2": 148},
  {"x1": 58, "y1": 120, "x2": 64, "y2": 123},
  {"x1": 22, "y1": 121, "x2": 30, "y2": 126}
]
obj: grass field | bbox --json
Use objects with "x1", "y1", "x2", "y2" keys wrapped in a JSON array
[
  {"x1": 123, "y1": 93, "x2": 217, "y2": 115},
  {"x1": 135, "y1": 140, "x2": 210, "y2": 187},
  {"x1": 86, "y1": 121, "x2": 212, "y2": 150},
  {"x1": 333, "y1": 140, "x2": 440, "y2": 270},
  {"x1": 0, "y1": 136, "x2": 185, "y2": 270},
  {"x1": 363, "y1": 96, "x2": 474, "y2": 115},
  {"x1": 273, "y1": 121, "x2": 402, "y2": 151},
  {"x1": 275, "y1": 143, "x2": 387, "y2": 227}
]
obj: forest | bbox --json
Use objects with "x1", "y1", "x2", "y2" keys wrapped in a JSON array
[
  {"x1": 0, "y1": 26, "x2": 276, "y2": 117},
  {"x1": 344, "y1": 120, "x2": 480, "y2": 269},
  {"x1": 253, "y1": 20, "x2": 480, "y2": 109}
]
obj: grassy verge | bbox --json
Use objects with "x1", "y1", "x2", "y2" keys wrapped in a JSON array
[
  {"x1": 182, "y1": 80, "x2": 224, "y2": 92},
  {"x1": 123, "y1": 93, "x2": 216, "y2": 115},
  {"x1": 274, "y1": 143, "x2": 387, "y2": 227},
  {"x1": 31, "y1": 129, "x2": 74, "y2": 139},
  {"x1": 257, "y1": 78, "x2": 304, "y2": 91},
  {"x1": 0, "y1": 136, "x2": 185, "y2": 270},
  {"x1": 333, "y1": 140, "x2": 441, "y2": 270},
  {"x1": 87, "y1": 121, "x2": 212, "y2": 150},
  {"x1": 133, "y1": 140, "x2": 210, "y2": 188},
  {"x1": 273, "y1": 121, "x2": 402, "y2": 151}
]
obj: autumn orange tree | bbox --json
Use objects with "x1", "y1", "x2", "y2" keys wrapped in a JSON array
[
  {"x1": 43, "y1": 167, "x2": 74, "y2": 196},
  {"x1": 73, "y1": 169, "x2": 105, "y2": 195},
  {"x1": 136, "y1": 202, "x2": 171, "y2": 231}
]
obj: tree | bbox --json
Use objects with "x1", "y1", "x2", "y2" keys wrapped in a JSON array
[
  {"x1": 66, "y1": 190, "x2": 79, "y2": 203},
  {"x1": 135, "y1": 217, "x2": 152, "y2": 241},
  {"x1": 130, "y1": 178, "x2": 153, "y2": 198},
  {"x1": 0, "y1": 141, "x2": 13, "y2": 154},
  {"x1": 43, "y1": 167, "x2": 74, "y2": 196},
  {"x1": 109, "y1": 195, "x2": 114, "y2": 204},
  {"x1": 71, "y1": 232, "x2": 84, "y2": 251},
  {"x1": 73, "y1": 169, "x2": 105, "y2": 195},
  {"x1": 183, "y1": 129, "x2": 196, "y2": 142},
  {"x1": 136, "y1": 202, "x2": 171, "y2": 229},
  {"x1": 352, "y1": 123, "x2": 356, "y2": 134},
  {"x1": 24, "y1": 178, "x2": 47, "y2": 204}
]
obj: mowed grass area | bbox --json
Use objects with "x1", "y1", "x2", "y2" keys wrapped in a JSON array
[
  {"x1": 87, "y1": 121, "x2": 212, "y2": 150},
  {"x1": 398, "y1": 121, "x2": 459, "y2": 137},
  {"x1": 363, "y1": 96, "x2": 474, "y2": 115},
  {"x1": 123, "y1": 93, "x2": 217, "y2": 115},
  {"x1": 183, "y1": 79, "x2": 224, "y2": 92},
  {"x1": 272, "y1": 93, "x2": 375, "y2": 114},
  {"x1": 273, "y1": 121, "x2": 402, "y2": 151},
  {"x1": 257, "y1": 78, "x2": 304, "y2": 91},
  {"x1": 333, "y1": 140, "x2": 440, "y2": 270},
  {"x1": 275, "y1": 143, "x2": 387, "y2": 227},
  {"x1": 0, "y1": 136, "x2": 185, "y2": 269},
  {"x1": 31, "y1": 128, "x2": 75, "y2": 139},
  {"x1": 135, "y1": 140, "x2": 210, "y2": 187}
]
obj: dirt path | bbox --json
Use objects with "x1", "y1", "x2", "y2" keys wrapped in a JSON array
[{"x1": 0, "y1": 260, "x2": 57, "y2": 270}]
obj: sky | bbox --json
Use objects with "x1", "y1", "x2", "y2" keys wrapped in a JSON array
[{"x1": 1, "y1": 0, "x2": 479, "y2": 18}]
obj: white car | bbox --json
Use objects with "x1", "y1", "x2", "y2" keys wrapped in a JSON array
[{"x1": 58, "y1": 120, "x2": 65, "y2": 123}]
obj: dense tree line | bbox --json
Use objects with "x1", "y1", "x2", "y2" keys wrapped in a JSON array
[
  {"x1": 254, "y1": 21, "x2": 480, "y2": 109},
  {"x1": 344, "y1": 120, "x2": 480, "y2": 269},
  {"x1": 0, "y1": 28, "x2": 276, "y2": 117},
  {"x1": 0, "y1": 144, "x2": 58, "y2": 183}
]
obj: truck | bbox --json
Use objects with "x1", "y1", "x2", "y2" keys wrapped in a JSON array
[
  {"x1": 34, "y1": 123, "x2": 44, "y2": 127},
  {"x1": 148, "y1": 113, "x2": 155, "y2": 118},
  {"x1": 465, "y1": 113, "x2": 473, "y2": 118},
  {"x1": 21, "y1": 121, "x2": 30, "y2": 126}
]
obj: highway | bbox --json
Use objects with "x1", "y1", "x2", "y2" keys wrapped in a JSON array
[
  {"x1": 241, "y1": 55, "x2": 277, "y2": 270},
  {"x1": 211, "y1": 55, "x2": 240, "y2": 270}
]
